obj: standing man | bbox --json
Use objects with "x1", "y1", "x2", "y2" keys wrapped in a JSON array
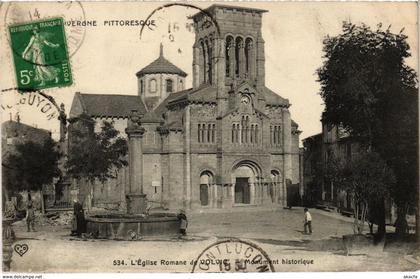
[
  {"x1": 304, "y1": 208, "x2": 312, "y2": 234},
  {"x1": 26, "y1": 198, "x2": 36, "y2": 232},
  {"x1": 177, "y1": 209, "x2": 188, "y2": 237},
  {"x1": 73, "y1": 198, "x2": 86, "y2": 237}
]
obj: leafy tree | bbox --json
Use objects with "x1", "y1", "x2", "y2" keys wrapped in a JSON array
[
  {"x1": 317, "y1": 22, "x2": 418, "y2": 234},
  {"x1": 318, "y1": 22, "x2": 417, "y2": 143},
  {"x1": 2, "y1": 138, "x2": 61, "y2": 196},
  {"x1": 328, "y1": 151, "x2": 395, "y2": 234},
  {"x1": 66, "y1": 115, "x2": 128, "y2": 184},
  {"x1": 375, "y1": 86, "x2": 418, "y2": 230}
]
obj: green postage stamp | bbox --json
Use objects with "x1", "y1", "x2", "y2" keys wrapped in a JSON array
[{"x1": 8, "y1": 17, "x2": 72, "y2": 91}]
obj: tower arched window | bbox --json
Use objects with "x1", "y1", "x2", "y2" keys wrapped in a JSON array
[
  {"x1": 236, "y1": 124, "x2": 239, "y2": 143},
  {"x1": 270, "y1": 126, "x2": 273, "y2": 145},
  {"x1": 201, "y1": 41, "x2": 207, "y2": 84},
  {"x1": 149, "y1": 78, "x2": 157, "y2": 93},
  {"x1": 241, "y1": 116, "x2": 245, "y2": 143},
  {"x1": 225, "y1": 36, "x2": 234, "y2": 77},
  {"x1": 166, "y1": 79, "x2": 173, "y2": 93},
  {"x1": 235, "y1": 37, "x2": 243, "y2": 77},
  {"x1": 206, "y1": 39, "x2": 212, "y2": 84},
  {"x1": 245, "y1": 38, "x2": 253, "y2": 76},
  {"x1": 140, "y1": 79, "x2": 144, "y2": 94},
  {"x1": 274, "y1": 126, "x2": 278, "y2": 144},
  {"x1": 232, "y1": 124, "x2": 235, "y2": 143},
  {"x1": 198, "y1": 124, "x2": 202, "y2": 142},
  {"x1": 203, "y1": 124, "x2": 207, "y2": 143},
  {"x1": 255, "y1": 125, "x2": 259, "y2": 144},
  {"x1": 211, "y1": 124, "x2": 215, "y2": 143},
  {"x1": 207, "y1": 123, "x2": 212, "y2": 142}
]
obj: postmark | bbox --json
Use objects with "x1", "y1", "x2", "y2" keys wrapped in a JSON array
[
  {"x1": 140, "y1": 3, "x2": 223, "y2": 62},
  {"x1": 139, "y1": 3, "x2": 221, "y2": 41},
  {"x1": 1, "y1": 87, "x2": 65, "y2": 121},
  {"x1": 192, "y1": 239, "x2": 275, "y2": 273},
  {"x1": 8, "y1": 17, "x2": 73, "y2": 91}
]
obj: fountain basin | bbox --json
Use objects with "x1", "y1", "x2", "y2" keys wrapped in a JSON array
[{"x1": 85, "y1": 213, "x2": 180, "y2": 240}]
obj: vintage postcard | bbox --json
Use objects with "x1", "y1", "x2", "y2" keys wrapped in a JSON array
[{"x1": 0, "y1": 1, "x2": 418, "y2": 276}]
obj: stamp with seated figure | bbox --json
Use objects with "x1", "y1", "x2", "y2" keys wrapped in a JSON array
[{"x1": 8, "y1": 17, "x2": 72, "y2": 91}]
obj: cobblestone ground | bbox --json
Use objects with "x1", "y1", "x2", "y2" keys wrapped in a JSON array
[{"x1": 7, "y1": 207, "x2": 419, "y2": 273}]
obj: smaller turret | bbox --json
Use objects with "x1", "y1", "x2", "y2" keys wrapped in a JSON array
[{"x1": 136, "y1": 44, "x2": 187, "y2": 110}]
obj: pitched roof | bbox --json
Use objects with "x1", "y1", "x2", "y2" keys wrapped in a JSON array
[
  {"x1": 2, "y1": 120, "x2": 50, "y2": 139},
  {"x1": 168, "y1": 84, "x2": 217, "y2": 105},
  {"x1": 76, "y1": 93, "x2": 146, "y2": 118},
  {"x1": 153, "y1": 88, "x2": 194, "y2": 116},
  {"x1": 136, "y1": 44, "x2": 187, "y2": 77},
  {"x1": 260, "y1": 86, "x2": 289, "y2": 107},
  {"x1": 302, "y1": 133, "x2": 322, "y2": 142},
  {"x1": 151, "y1": 86, "x2": 215, "y2": 129},
  {"x1": 2, "y1": 120, "x2": 51, "y2": 158}
]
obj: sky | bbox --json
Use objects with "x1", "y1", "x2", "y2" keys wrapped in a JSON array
[{"x1": 0, "y1": 1, "x2": 418, "y2": 143}]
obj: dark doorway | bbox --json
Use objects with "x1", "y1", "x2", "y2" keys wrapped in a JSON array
[
  {"x1": 200, "y1": 184, "x2": 209, "y2": 206},
  {"x1": 286, "y1": 180, "x2": 300, "y2": 207},
  {"x1": 235, "y1": 177, "x2": 250, "y2": 204}
]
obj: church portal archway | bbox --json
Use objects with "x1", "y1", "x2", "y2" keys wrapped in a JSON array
[
  {"x1": 231, "y1": 160, "x2": 262, "y2": 205},
  {"x1": 199, "y1": 171, "x2": 213, "y2": 206}
]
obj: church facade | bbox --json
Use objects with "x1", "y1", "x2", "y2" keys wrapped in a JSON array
[{"x1": 69, "y1": 4, "x2": 301, "y2": 211}]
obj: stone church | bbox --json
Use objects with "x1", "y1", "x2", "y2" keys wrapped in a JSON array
[{"x1": 69, "y1": 4, "x2": 301, "y2": 211}]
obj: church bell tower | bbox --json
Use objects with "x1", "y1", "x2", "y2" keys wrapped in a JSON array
[{"x1": 191, "y1": 5, "x2": 268, "y2": 91}]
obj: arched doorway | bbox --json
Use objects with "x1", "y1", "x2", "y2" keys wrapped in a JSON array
[
  {"x1": 270, "y1": 170, "x2": 282, "y2": 203},
  {"x1": 232, "y1": 160, "x2": 262, "y2": 205},
  {"x1": 199, "y1": 171, "x2": 213, "y2": 206}
]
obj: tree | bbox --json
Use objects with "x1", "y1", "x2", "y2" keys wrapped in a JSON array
[
  {"x1": 2, "y1": 138, "x2": 61, "y2": 196},
  {"x1": 66, "y1": 115, "x2": 128, "y2": 184},
  {"x1": 328, "y1": 151, "x2": 395, "y2": 234},
  {"x1": 317, "y1": 22, "x2": 418, "y2": 235}
]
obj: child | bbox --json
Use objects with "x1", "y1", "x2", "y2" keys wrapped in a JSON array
[{"x1": 304, "y1": 208, "x2": 312, "y2": 234}]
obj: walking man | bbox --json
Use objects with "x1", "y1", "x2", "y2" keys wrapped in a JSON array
[{"x1": 304, "y1": 208, "x2": 312, "y2": 234}]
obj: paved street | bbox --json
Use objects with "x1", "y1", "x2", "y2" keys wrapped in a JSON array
[{"x1": 7, "y1": 207, "x2": 418, "y2": 273}]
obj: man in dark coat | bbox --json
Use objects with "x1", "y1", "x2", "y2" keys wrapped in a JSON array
[
  {"x1": 177, "y1": 209, "x2": 188, "y2": 236},
  {"x1": 72, "y1": 199, "x2": 86, "y2": 237}
]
